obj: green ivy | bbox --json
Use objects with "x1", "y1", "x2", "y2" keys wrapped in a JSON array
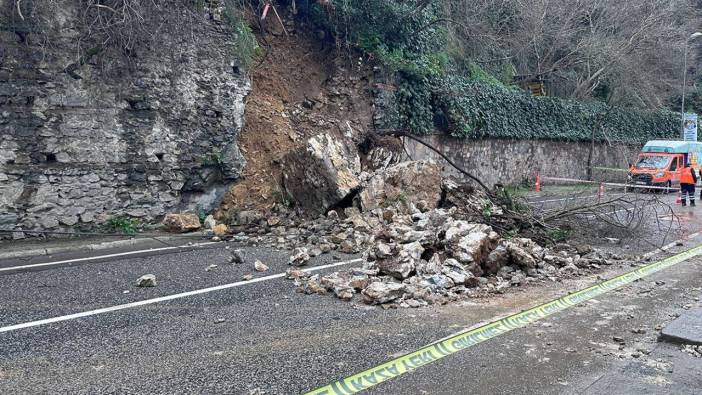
[
  {"x1": 307, "y1": 0, "x2": 678, "y2": 144},
  {"x1": 435, "y1": 77, "x2": 678, "y2": 143}
]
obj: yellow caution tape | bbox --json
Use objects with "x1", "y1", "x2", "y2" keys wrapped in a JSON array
[{"x1": 305, "y1": 244, "x2": 702, "y2": 395}]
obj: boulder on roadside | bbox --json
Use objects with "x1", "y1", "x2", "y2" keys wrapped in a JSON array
[
  {"x1": 377, "y1": 241, "x2": 423, "y2": 279},
  {"x1": 282, "y1": 133, "x2": 362, "y2": 215},
  {"x1": 162, "y1": 213, "x2": 201, "y2": 233},
  {"x1": 444, "y1": 221, "x2": 499, "y2": 266},
  {"x1": 484, "y1": 244, "x2": 509, "y2": 274},
  {"x1": 505, "y1": 238, "x2": 544, "y2": 269},
  {"x1": 362, "y1": 281, "x2": 406, "y2": 304},
  {"x1": 358, "y1": 160, "x2": 442, "y2": 212}
]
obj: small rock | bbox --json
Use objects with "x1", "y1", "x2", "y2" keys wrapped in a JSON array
[
  {"x1": 327, "y1": 210, "x2": 340, "y2": 220},
  {"x1": 286, "y1": 267, "x2": 308, "y2": 279},
  {"x1": 230, "y1": 250, "x2": 245, "y2": 264},
  {"x1": 203, "y1": 215, "x2": 217, "y2": 230},
  {"x1": 136, "y1": 274, "x2": 157, "y2": 287},
  {"x1": 613, "y1": 336, "x2": 625, "y2": 343},
  {"x1": 242, "y1": 274, "x2": 254, "y2": 281},
  {"x1": 214, "y1": 318, "x2": 226, "y2": 324},
  {"x1": 254, "y1": 260, "x2": 269, "y2": 272},
  {"x1": 289, "y1": 247, "x2": 311, "y2": 266},
  {"x1": 206, "y1": 264, "x2": 218, "y2": 272},
  {"x1": 212, "y1": 224, "x2": 229, "y2": 236},
  {"x1": 340, "y1": 240, "x2": 356, "y2": 254}
]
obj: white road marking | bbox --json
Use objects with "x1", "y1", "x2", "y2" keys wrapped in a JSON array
[
  {"x1": 0, "y1": 258, "x2": 363, "y2": 334},
  {"x1": 528, "y1": 195, "x2": 600, "y2": 204},
  {"x1": 0, "y1": 241, "x2": 220, "y2": 272},
  {"x1": 642, "y1": 231, "x2": 701, "y2": 259},
  {"x1": 541, "y1": 176, "x2": 680, "y2": 191}
]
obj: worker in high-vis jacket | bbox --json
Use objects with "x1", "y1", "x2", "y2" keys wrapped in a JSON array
[{"x1": 680, "y1": 161, "x2": 697, "y2": 206}]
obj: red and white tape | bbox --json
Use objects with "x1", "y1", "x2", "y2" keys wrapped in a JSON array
[{"x1": 540, "y1": 176, "x2": 680, "y2": 192}]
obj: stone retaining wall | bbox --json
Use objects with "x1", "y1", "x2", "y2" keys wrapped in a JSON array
[
  {"x1": 404, "y1": 135, "x2": 640, "y2": 187},
  {"x1": 0, "y1": 1, "x2": 249, "y2": 233}
]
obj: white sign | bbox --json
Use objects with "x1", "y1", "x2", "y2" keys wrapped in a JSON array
[{"x1": 684, "y1": 113, "x2": 698, "y2": 141}]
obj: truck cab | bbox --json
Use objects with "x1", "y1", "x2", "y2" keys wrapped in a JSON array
[{"x1": 628, "y1": 140, "x2": 702, "y2": 188}]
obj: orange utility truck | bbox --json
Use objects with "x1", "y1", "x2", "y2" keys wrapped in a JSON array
[{"x1": 628, "y1": 140, "x2": 702, "y2": 189}]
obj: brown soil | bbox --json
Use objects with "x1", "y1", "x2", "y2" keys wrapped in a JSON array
[{"x1": 218, "y1": 9, "x2": 375, "y2": 220}]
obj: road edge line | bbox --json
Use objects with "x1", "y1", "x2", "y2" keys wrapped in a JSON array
[{"x1": 304, "y1": 244, "x2": 702, "y2": 395}]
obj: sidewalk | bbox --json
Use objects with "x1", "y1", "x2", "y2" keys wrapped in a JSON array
[{"x1": 0, "y1": 233, "x2": 201, "y2": 260}]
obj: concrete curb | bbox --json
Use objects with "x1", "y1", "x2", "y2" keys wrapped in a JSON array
[
  {"x1": 0, "y1": 237, "x2": 183, "y2": 260},
  {"x1": 659, "y1": 306, "x2": 702, "y2": 346}
]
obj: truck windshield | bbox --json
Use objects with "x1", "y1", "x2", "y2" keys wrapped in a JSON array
[{"x1": 636, "y1": 156, "x2": 671, "y2": 169}]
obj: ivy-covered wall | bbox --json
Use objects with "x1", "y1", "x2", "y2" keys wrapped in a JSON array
[{"x1": 434, "y1": 79, "x2": 680, "y2": 144}]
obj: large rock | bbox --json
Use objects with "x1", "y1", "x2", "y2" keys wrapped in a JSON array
[
  {"x1": 362, "y1": 281, "x2": 406, "y2": 304},
  {"x1": 443, "y1": 221, "x2": 499, "y2": 265},
  {"x1": 359, "y1": 160, "x2": 442, "y2": 211},
  {"x1": 484, "y1": 244, "x2": 509, "y2": 274},
  {"x1": 442, "y1": 258, "x2": 474, "y2": 285},
  {"x1": 377, "y1": 241, "x2": 424, "y2": 279},
  {"x1": 162, "y1": 213, "x2": 201, "y2": 233},
  {"x1": 505, "y1": 238, "x2": 545, "y2": 269},
  {"x1": 282, "y1": 134, "x2": 362, "y2": 215}
]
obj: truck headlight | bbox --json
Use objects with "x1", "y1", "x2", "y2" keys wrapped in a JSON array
[{"x1": 655, "y1": 172, "x2": 665, "y2": 178}]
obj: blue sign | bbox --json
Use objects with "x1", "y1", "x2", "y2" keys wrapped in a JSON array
[{"x1": 684, "y1": 113, "x2": 698, "y2": 141}]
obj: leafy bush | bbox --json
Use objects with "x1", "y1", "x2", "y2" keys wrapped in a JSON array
[{"x1": 107, "y1": 216, "x2": 140, "y2": 235}]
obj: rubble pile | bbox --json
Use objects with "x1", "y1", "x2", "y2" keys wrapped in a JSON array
[
  {"x1": 288, "y1": 202, "x2": 623, "y2": 307},
  {"x1": 209, "y1": 158, "x2": 626, "y2": 308}
]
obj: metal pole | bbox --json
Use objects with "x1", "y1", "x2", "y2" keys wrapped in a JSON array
[{"x1": 682, "y1": 41, "x2": 688, "y2": 140}]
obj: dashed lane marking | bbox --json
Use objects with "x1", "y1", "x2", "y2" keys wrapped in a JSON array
[{"x1": 0, "y1": 258, "x2": 363, "y2": 334}]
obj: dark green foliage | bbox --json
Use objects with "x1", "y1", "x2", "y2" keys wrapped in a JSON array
[
  {"x1": 437, "y1": 77, "x2": 679, "y2": 143},
  {"x1": 308, "y1": 0, "x2": 679, "y2": 144},
  {"x1": 107, "y1": 216, "x2": 140, "y2": 235},
  {"x1": 222, "y1": 1, "x2": 259, "y2": 71}
]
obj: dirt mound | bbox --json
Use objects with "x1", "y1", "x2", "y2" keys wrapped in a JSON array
[{"x1": 218, "y1": 10, "x2": 375, "y2": 220}]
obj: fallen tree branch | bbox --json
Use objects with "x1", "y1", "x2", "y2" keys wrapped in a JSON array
[{"x1": 383, "y1": 130, "x2": 492, "y2": 193}]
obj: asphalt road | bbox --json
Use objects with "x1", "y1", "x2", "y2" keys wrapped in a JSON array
[
  {"x1": 2, "y1": 192, "x2": 702, "y2": 395},
  {"x1": 0, "y1": 234, "x2": 701, "y2": 394}
]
